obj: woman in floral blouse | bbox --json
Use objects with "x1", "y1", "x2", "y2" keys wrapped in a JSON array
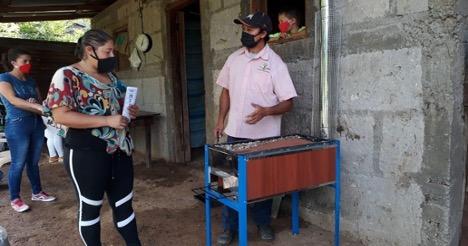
[{"x1": 45, "y1": 29, "x2": 141, "y2": 246}]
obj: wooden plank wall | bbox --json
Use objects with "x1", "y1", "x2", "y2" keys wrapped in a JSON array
[{"x1": 0, "y1": 38, "x2": 78, "y2": 97}]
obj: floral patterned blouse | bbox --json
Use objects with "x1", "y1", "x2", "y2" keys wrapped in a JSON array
[{"x1": 45, "y1": 66, "x2": 134, "y2": 155}]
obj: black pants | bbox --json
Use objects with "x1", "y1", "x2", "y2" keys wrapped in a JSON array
[{"x1": 64, "y1": 145, "x2": 141, "y2": 246}]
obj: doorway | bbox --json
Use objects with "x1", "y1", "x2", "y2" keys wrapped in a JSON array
[{"x1": 167, "y1": 0, "x2": 205, "y2": 162}]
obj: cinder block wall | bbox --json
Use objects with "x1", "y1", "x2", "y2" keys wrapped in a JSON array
[{"x1": 301, "y1": 0, "x2": 467, "y2": 245}]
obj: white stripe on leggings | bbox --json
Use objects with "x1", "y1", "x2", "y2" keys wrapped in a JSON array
[
  {"x1": 117, "y1": 212, "x2": 135, "y2": 228},
  {"x1": 115, "y1": 191, "x2": 133, "y2": 207},
  {"x1": 79, "y1": 217, "x2": 100, "y2": 227},
  {"x1": 68, "y1": 149, "x2": 88, "y2": 246},
  {"x1": 82, "y1": 196, "x2": 103, "y2": 206}
]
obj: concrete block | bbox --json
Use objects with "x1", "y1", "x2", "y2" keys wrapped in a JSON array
[
  {"x1": 380, "y1": 111, "x2": 424, "y2": 176},
  {"x1": 143, "y1": 3, "x2": 162, "y2": 33},
  {"x1": 396, "y1": 0, "x2": 429, "y2": 15},
  {"x1": 144, "y1": 32, "x2": 164, "y2": 63},
  {"x1": 344, "y1": 24, "x2": 404, "y2": 55},
  {"x1": 209, "y1": 0, "x2": 222, "y2": 13},
  {"x1": 141, "y1": 76, "x2": 165, "y2": 107},
  {"x1": 281, "y1": 110, "x2": 311, "y2": 135},
  {"x1": 463, "y1": 26, "x2": 468, "y2": 42},
  {"x1": 117, "y1": 4, "x2": 130, "y2": 20},
  {"x1": 457, "y1": 0, "x2": 468, "y2": 16},
  {"x1": 339, "y1": 47, "x2": 423, "y2": 111},
  {"x1": 286, "y1": 60, "x2": 314, "y2": 101},
  {"x1": 223, "y1": 0, "x2": 241, "y2": 8},
  {"x1": 210, "y1": 5, "x2": 242, "y2": 51},
  {"x1": 421, "y1": 203, "x2": 450, "y2": 245},
  {"x1": 342, "y1": 174, "x2": 424, "y2": 245},
  {"x1": 270, "y1": 38, "x2": 314, "y2": 62},
  {"x1": 299, "y1": 182, "x2": 423, "y2": 244},
  {"x1": 153, "y1": 103, "x2": 166, "y2": 114},
  {"x1": 125, "y1": 78, "x2": 143, "y2": 88},
  {"x1": 343, "y1": 0, "x2": 389, "y2": 24},
  {"x1": 337, "y1": 113, "x2": 377, "y2": 177},
  {"x1": 128, "y1": 13, "x2": 141, "y2": 41}
]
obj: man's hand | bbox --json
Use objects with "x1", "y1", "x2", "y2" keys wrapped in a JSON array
[
  {"x1": 214, "y1": 120, "x2": 225, "y2": 142},
  {"x1": 245, "y1": 103, "x2": 270, "y2": 124}
]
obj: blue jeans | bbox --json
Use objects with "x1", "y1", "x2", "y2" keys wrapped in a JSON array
[
  {"x1": 5, "y1": 115, "x2": 44, "y2": 200},
  {"x1": 223, "y1": 136, "x2": 273, "y2": 232}
]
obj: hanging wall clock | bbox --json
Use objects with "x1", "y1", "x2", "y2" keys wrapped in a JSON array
[{"x1": 135, "y1": 33, "x2": 152, "y2": 53}]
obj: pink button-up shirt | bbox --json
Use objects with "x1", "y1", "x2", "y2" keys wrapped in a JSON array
[{"x1": 216, "y1": 45, "x2": 298, "y2": 139}]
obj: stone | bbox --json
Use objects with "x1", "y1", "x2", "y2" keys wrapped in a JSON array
[
  {"x1": 223, "y1": 0, "x2": 241, "y2": 8},
  {"x1": 339, "y1": 48, "x2": 423, "y2": 112},
  {"x1": 210, "y1": 5, "x2": 242, "y2": 51},
  {"x1": 144, "y1": 32, "x2": 164, "y2": 63},
  {"x1": 343, "y1": 24, "x2": 405, "y2": 55},
  {"x1": 208, "y1": 0, "x2": 222, "y2": 13},
  {"x1": 343, "y1": 0, "x2": 389, "y2": 24},
  {"x1": 379, "y1": 111, "x2": 424, "y2": 176},
  {"x1": 337, "y1": 113, "x2": 377, "y2": 177},
  {"x1": 143, "y1": 3, "x2": 162, "y2": 33},
  {"x1": 396, "y1": 0, "x2": 429, "y2": 15}
]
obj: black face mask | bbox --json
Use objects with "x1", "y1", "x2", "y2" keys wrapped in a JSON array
[
  {"x1": 241, "y1": 31, "x2": 260, "y2": 48},
  {"x1": 91, "y1": 47, "x2": 118, "y2": 73}
]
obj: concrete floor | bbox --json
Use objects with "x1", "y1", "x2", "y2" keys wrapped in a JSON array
[{"x1": 0, "y1": 152, "x2": 363, "y2": 245}]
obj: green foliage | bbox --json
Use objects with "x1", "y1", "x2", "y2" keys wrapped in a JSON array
[{"x1": 0, "y1": 19, "x2": 90, "y2": 43}]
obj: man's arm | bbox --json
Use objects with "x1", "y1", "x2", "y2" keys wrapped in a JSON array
[
  {"x1": 214, "y1": 88, "x2": 230, "y2": 140},
  {"x1": 245, "y1": 98, "x2": 293, "y2": 124}
]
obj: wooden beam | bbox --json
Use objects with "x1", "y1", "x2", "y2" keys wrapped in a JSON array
[
  {"x1": 0, "y1": 4, "x2": 109, "y2": 13},
  {"x1": 0, "y1": 13, "x2": 96, "y2": 22},
  {"x1": 0, "y1": 0, "x2": 12, "y2": 6},
  {"x1": 165, "y1": 0, "x2": 195, "y2": 12}
]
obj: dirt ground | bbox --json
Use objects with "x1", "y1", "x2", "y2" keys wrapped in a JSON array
[{"x1": 0, "y1": 151, "x2": 363, "y2": 246}]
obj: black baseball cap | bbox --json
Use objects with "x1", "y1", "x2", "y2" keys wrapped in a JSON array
[{"x1": 234, "y1": 11, "x2": 273, "y2": 33}]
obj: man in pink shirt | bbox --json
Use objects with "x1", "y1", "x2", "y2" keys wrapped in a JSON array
[{"x1": 214, "y1": 11, "x2": 298, "y2": 245}]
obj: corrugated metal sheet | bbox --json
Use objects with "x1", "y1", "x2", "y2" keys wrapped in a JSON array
[{"x1": 0, "y1": 0, "x2": 116, "y2": 22}]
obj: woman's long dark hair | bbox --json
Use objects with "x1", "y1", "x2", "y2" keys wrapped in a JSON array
[
  {"x1": 75, "y1": 29, "x2": 113, "y2": 60},
  {"x1": 2, "y1": 48, "x2": 31, "y2": 71}
]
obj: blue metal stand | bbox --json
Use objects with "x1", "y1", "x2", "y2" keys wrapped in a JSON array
[
  {"x1": 291, "y1": 191, "x2": 300, "y2": 235},
  {"x1": 204, "y1": 144, "x2": 212, "y2": 246},
  {"x1": 237, "y1": 155, "x2": 248, "y2": 245},
  {"x1": 333, "y1": 140, "x2": 341, "y2": 246},
  {"x1": 204, "y1": 139, "x2": 341, "y2": 246}
]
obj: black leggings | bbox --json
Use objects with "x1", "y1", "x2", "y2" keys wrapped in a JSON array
[{"x1": 64, "y1": 147, "x2": 141, "y2": 246}]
